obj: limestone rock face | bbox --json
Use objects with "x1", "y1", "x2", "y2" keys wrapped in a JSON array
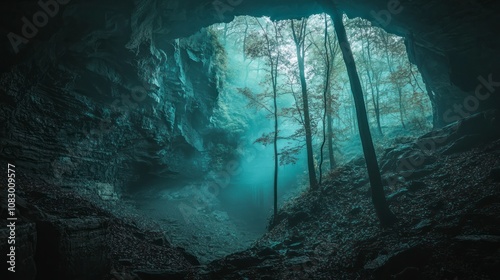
[
  {"x1": 1, "y1": 1, "x2": 223, "y2": 191},
  {"x1": 1, "y1": 0, "x2": 499, "y2": 190}
]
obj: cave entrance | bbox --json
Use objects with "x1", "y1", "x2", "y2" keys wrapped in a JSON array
[
  {"x1": 204, "y1": 12, "x2": 433, "y2": 226},
  {"x1": 133, "y1": 13, "x2": 433, "y2": 264}
]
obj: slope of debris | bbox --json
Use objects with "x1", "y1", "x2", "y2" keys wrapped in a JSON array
[
  {"x1": 2, "y1": 111, "x2": 499, "y2": 280},
  {"x1": 0, "y1": 167, "x2": 198, "y2": 280},
  {"x1": 202, "y1": 111, "x2": 500, "y2": 280}
]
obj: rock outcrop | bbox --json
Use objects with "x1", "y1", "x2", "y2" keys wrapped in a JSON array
[{"x1": 1, "y1": 2, "x2": 224, "y2": 192}]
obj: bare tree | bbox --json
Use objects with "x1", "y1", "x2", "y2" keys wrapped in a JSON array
[
  {"x1": 243, "y1": 18, "x2": 282, "y2": 223},
  {"x1": 329, "y1": 4, "x2": 396, "y2": 227},
  {"x1": 290, "y1": 18, "x2": 319, "y2": 189}
]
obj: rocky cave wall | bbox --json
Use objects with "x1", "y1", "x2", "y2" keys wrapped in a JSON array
[
  {"x1": 1, "y1": 0, "x2": 499, "y2": 193},
  {"x1": 0, "y1": 0, "x2": 226, "y2": 194}
]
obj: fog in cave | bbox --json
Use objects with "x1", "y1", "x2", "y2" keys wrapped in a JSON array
[{"x1": 1, "y1": 1, "x2": 499, "y2": 279}]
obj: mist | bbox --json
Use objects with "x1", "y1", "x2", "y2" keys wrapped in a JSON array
[{"x1": 130, "y1": 14, "x2": 433, "y2": 263}]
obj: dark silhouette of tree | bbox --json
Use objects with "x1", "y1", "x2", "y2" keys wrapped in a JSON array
[
  {"x1": 329, "y1": 4, "x2": 397, "y2": 227},
  {"x1": 363, "y1": 26, "x2": 383, "y2": 136},
  {"x1": 290, "y1": 18, "x2": 319, "y2": 189},
  {"x1": 379, "y1": 30, "x2": 406, "y2": 129},
  {"x1": 318, "y1": 15, "x2": 331, "y2": 184},
  {"x1": 314, "y1": 15, "x2": 341, "y2": 183},
  {"x1": 242, "y1": 18, "x2": 282, "y2": 223}
]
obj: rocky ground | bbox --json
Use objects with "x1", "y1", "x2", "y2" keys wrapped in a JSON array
[
  {"x1": 203, "y1": 137, "x2": 500, "y2": 279},
  {"x1": 1, "y1": 111, "x2": 500, "y2": 280},
  {"x1": 199, "y1": 111, "x2": 500, "y2": 280},
  {"x1": 0, "y1": 169, "x2": 199, "y2": 279},
  {"x1": 133, "y1": 190, "x2": 264, "y2": 264}
]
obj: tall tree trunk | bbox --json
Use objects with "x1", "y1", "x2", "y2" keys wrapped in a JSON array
[
  {"x1": 326, "y1": 22, "x2": 337, "y2": 171},
  {"x1": 319, "y1": 15, "x2": 331, "y2": 184},
  {"x1": 330, "y1": 6, "x2": 396, "y2": 227},
  {"x1": 291, "y1": 19, "x2": 318, "y2": 189},
  {"x1": 426, "y1": 83, "x2": 439, "y2": 129},
  {"x1": 272, "y1": 66, "x2": 278, "y2": 223},
  {"x1": 351, "y1": 93, "x2": 357, "y2": 134},
  {"x1": 270, "y1": 24, "x2": 280, "y2": 224},
  {"x1": 365, "y1": 65, "x2": 383, "y2": 135},
  {"x1": 374, "y1": 78, "x2": 383, "y2": 135},
  {"x1": 366, "y1": 68, "x2": 383, "y2": 136},
  {"x1": 327, "y1": 86, "x2": 335, "y2": 170},
  {"x1": 422, "y1": 75, "x2": 439, "y2": 129},
  {"x1": 397, "y1": 87, "x2": 405, "y2": 129},
  {"x1": 382, "y1": 34, "x2": 406, "y2": 129},
  {"x1": 365, "y1": 36, "x2": 383, "y2": 136},
  {"x1": 255, "y1": 19, "x2": 281, "y2": 223}
]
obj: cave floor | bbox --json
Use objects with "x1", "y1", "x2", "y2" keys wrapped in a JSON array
[
  {"x1": 8, "y1": 121, "x2": 500, "y2": 279},
  {"x1": 133, "y1": 193, "x2": 265, "y2": 264}
]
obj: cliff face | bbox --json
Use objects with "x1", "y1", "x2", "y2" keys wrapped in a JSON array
[
  {"x1": 1, "y1": 1, "x2": 225, "y2": 193},
  {"x1": 1, "y1": 0, "x2": 499, "y2": 192}
]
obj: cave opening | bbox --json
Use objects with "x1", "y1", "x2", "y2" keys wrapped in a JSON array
[
  {"x1": 2, "y1": 1, "x2": 499, "y2": 279},
  {"x1": 129, "y1": 13, "x2": 433, "y2": 264}
]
